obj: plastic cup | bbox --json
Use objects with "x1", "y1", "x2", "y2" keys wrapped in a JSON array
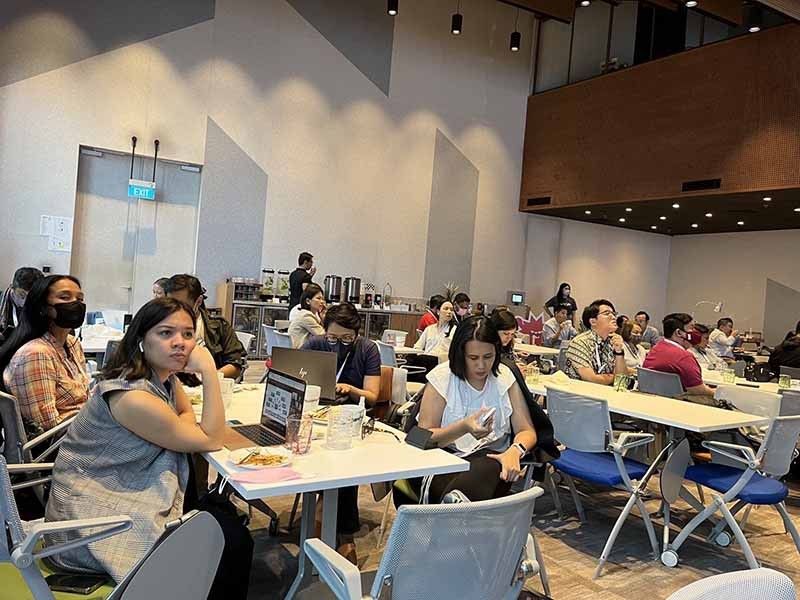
[
  {"x1": 721, "y1": 368, "x2": 736, "y2": 384},
  {"x1": 326, "y1": 407, "x2": 354, "y2": 450},
  {"x1": 220, "y1": 377, "x2": 235, "y2": 411},
  {"x1": 303, "y1": 385, "x2": 321, "y2": 415},
  {"x1": 285, "y1": 415, "x2": 313, "y2": 454},
  {"x1": 613, "y1": 374, "x2": 629, "y2": 392},
  {"x1": 779, "y1": 374, "x2": 792, "y2": 389},
  {"x1": 524, "y1": 364, "x2": 540, "y2": 386}
]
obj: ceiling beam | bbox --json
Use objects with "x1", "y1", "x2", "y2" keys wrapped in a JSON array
[{"x1": 496, "y1": 0, "x2": 576, "y2": 23}]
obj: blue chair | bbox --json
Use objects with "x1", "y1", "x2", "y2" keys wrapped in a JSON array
[
  {"x1": 660, "y1": 414, "x2": 800, "y2": 569},
  {"x1": 546, "y1": 384, "x2": 665, "y2": 578}
]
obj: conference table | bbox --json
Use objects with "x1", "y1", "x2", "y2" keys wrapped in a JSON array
[
  {"x1": 202, "y1": 385, "x2": 468, "y2": 599},
  {"x1": 700, "y1": 368, "x2": 800, "y2": 395},
  {"x1": 527, "y1": 373, "x2": 769, "y2": 434},
  {"x1": 515, "y1": 342, "x2": 560, "y2": 357}
]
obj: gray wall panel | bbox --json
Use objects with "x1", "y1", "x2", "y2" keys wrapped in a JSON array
[
  {"x1": 764, "y1": 278, "x2": 800, "y2": 346},
  {"x1": 423, "y1": 130, "x2": 479, "y2": 299},
  {"x1": 196, "y1": 117, "x2": 267, "y2": 305},
  {"x1": 0, "y1": 0, "x2": 215, "y2": 87},
  {"x1": 286, "y1": 0, "x2": 394, "y2": 95}
]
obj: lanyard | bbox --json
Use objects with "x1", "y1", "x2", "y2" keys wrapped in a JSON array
[{"x1": 336, "y1": 349, "x2": 352, "y2": 383}]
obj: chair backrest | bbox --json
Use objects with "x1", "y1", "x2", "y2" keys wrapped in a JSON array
[
  {"x1": 108, "y1": 511, "x2": 223, "y2": 600},
  {"x1": 234, "y1": 331, "x2": 254, "y2": 354},
  {"x1": 0, "y1": 456, "x2": 26, "y2": 560},
  {"x1": 375, "y1": 340, "x2": 398, "y2": 367},
  {"x1": 779, "y1": 365, "x2": 800, "y2": 379},
  {"x1": 732, "y1": 360, "x2": 747, "y2": 378},
  {"x1": 760, "y1": 415, "x2": 800, "y2": 477},
  {"x1": 262, "y1": 324, "x2": 277, "y2": 356},
  {"x1": 546, "y1": 386, "x2": 612, "y2": 453},
  {"x1": 665, "y1": 568, "x2": 795, "y2": 600},
  {"x1": 778, "y1": 389, "x2": 800, "y2": 416},
  {"x1": 274, "y1": 331, "x2": 292, "y2": 349},
  {"x1": 0, "y1": 392, "x2": 28, "y2": 465},
  {"x1": 275, "y1": 319, "x2": 291, "y2": 331},
  {"x1": 557, "y1": 347, "x2": 568, "y2": 372},
  {"x1": 103, "y1": 340, "x2": 121, "y2": 368},
  {"x1": 713, "y1": 385, "x2": 781, "y2": 420},
  {"x1": 371, "y1": 486, "x2": 540, "y2": 600},
  {"x1": 637, "y1": 367, "x2": 684, "y2": 398}
]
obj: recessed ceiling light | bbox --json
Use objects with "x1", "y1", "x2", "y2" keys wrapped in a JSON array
[
  {"x1": 672, "y1": 203, "x2": 680, "y2": 209},
  {"x1": 749, "y1": 25, "x2": 761, "y2": 33},
  {"x1": 795, "y1": 208, "x2": 800, "y2": 213},
  {"x1": 618, "y1": 218, "x2": 626, "y2": 223},
  {"x1": 737, "y1": 221, "x2": 744, "y2": 226},
  {"x1": 659, "y1": 216, "x2": 667, "y2": 221},
  {"x1": 625, "y1": 207, "x2": 632, "y2": 212},
  {"x1": 650, "y1": 225, "x2": 657, "y2": 230},
  {"x1": 763, "y1": 196, "x2": 772, "y2": 202},
  {"x1": 585, "y1": 210, "x2": 591, "y2": 215},
  {"x1": 691, "y1": 223, "x2": 699, "y2": 228},
  {"x1": 705, "y1": 212, "x2": 713, "y2": 218},
  {"x1": 580, "y1": 0, "x2": 590, "y2": 6},
  {"x1": 686, "y1": 0, "x2": 698, "y2": 6}
]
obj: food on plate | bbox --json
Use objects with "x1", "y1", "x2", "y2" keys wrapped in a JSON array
[{"x1": 237, "y1": 451, "x2": 287, "y2": 467}]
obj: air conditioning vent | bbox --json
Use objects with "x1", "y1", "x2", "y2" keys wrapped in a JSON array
[
  {"x1": 526, "y1": 196, "x2": 552, "y2": 207},
  {"x1": 682, "y1": 178, "x2": 721, "y2": 192}
]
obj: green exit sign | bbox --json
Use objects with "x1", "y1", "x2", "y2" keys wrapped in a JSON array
[{"x1": 128, "y1": 178, "x2": 156, "y2": 200}]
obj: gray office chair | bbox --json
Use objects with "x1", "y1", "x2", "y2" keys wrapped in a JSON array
[
  {"x1": 306, "y1": 486, "x2": 543, "y2": 600},
  {"x1": 637, "y1": 367, "x2": 684, "y2": 398},
  {"x1": 666, "y1": 568, "x2": 795, "y2": 600},
  {"x1": 732, "y1": 360, "x2": 747, "y2": 378},
  {"x1": 0, "y1": 457, "x2": 224, "y2": 600},
  {"x1": 779, "y1": 365, "x2": 800, "y2": 380}
]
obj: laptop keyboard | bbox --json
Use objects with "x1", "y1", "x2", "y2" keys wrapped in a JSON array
[{"x1": 233, "y1": 424, "x2": 284, "y2": 447}]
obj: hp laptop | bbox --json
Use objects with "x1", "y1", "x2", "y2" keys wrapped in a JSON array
[
  {"x1": 225, "y1": 369, "x2": 306, "y2": 448},
  {"x1": 270, "y1": 347, "x2": 348, "y2": 405}
]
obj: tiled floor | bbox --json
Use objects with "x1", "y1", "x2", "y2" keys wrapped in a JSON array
[{"x1": 240, "y1": 362, "x2": 800, "y2": 599}]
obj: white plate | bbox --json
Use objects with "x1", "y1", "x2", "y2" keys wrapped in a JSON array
[{"x1": 228, "y1": 447, "x2": 292, "y2": 469}]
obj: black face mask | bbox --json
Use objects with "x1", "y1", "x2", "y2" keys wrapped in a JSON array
[{"x1": 50, "y1": 301, "x2": 87, "y2": 329}]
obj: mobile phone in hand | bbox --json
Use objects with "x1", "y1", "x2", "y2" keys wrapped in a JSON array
[{"x1": 480, "y1": 407, "x2": 496, "y2": 426}]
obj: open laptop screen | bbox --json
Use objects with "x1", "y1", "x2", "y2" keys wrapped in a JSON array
[{"x1": 261, "y1": 369, "x2": 306, "y2": 437}]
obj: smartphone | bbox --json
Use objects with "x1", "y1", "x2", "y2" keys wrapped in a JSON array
[
  {"x1": 46, "y1": 573, "x2": 109, "y2": 594},
  {"x1": 480, "y1": 407, "x2": 496, "y2": 426},
  {"x1": 227, "y1": 419, "x2": 243, "y2": 425}
]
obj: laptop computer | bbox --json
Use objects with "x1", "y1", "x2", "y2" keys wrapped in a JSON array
[
  {"x1": 225, "y1": 369, "x2": 306, "y2": 449},
  {"x1": 271, "y1": 347, "x2": 348, "y2": 405}
]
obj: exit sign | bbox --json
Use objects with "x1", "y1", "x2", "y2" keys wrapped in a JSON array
[{"x1": 128, "y1": 178, "x2": 156, "y2": 200}]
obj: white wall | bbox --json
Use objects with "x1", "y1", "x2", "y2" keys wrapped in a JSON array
[
  {"x1": 668, "y1": 230, "x2": 800, "y2": 339},
  {"x1": 0, "y1": 0, "x2": 534, "y2": 306},
  {"x1": 524, "y1": 215, "x2": 672, "y2": 323}
]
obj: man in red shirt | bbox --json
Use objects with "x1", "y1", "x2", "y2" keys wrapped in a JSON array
[
  {"x1": 417, "y1": 294, "x2": 446, "y2": 331},
  {"x1": 643, "y1": 313, "x2": 716, "y2": 401}
]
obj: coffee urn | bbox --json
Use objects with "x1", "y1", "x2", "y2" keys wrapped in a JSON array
[
  {"x1": 324, "y1": 275, "x2": 342, "y2": 303},
  {"x1": 344, "y1": 277, "x2": 362, "y2": 305}
]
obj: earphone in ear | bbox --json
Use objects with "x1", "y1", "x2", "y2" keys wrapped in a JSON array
[{"x1": 138, "y1": 340, "x2": 144, "y2": 353}]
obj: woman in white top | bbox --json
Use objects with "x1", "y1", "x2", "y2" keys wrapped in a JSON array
[
  {"x1": 417, "y1": 316, "x2": 538, "y2": 503},
  {"x1": 288, "y1": 283, "x2": 326, "y2": 348},
  {"x1": 619, "y1": 321, "x2": 647, "y2": 373},
  {"x1": 414, "y1": 300, "x2": 455, "y2": 354}
]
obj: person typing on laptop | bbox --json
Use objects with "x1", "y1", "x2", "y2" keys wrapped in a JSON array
[{"x1": 302, "y1": 302, "x2": 381, "y2": 562}]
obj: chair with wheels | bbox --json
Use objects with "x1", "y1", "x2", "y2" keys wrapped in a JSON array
[
  {"x1": 637, "y1": 367, "x2": 684, "y2": 398},
  {"x1": 666, "y1": 568, "x2": 795, "y2": 600},
  {"x1": 546, "y1": 383, "x2": 666, "y2": 578},
  {"x1": 660, "y1": 415, "x2": 800, "y2": 570},
  {"x1": 0, "y1": 457, "x2": 224, "y2": 600},
  {"x1": 305, "y1": 486, "x2": 543, "y2": 600}
]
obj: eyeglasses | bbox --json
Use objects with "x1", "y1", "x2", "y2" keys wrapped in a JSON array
[
  {"x1": 361, "y1": 417, "x2": 402, "y2": 442},
  {"x1": 326, "y1": 333, "x2": 356, "y2": 345},
  {"x1": 598, "y1": 310, "x2": 616, "y2": 318}
]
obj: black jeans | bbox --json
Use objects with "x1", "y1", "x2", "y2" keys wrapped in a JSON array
[{"x1": 185, "y1": 459, "x2": 254, "y2": 600}]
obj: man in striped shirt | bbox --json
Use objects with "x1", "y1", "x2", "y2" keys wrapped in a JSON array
[{"x1": 564, "y1": 299, "x2": 628, "y2": 385}]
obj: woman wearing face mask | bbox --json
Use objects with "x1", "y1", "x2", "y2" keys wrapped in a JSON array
[
  {"x1": 619, "y1": 321, "x2": 648, "y2": 373},
  {"x1": 414, "y1": 300, "x2": 455, "y2": 354},
  {"x1": 44, "y1": 297, "x2": 252, "y2": 599},
  {"x1": 302, "y1": 302, "x2": 381, "y2": 560},
  {"x1": 0, "y1": 275, "x2": 89, "y2": 433},
  {"x1": 0, "y1": 267, "x2": 44, "y2": 343},
  {"x1": 544, "y1": 282, "x2": 579, "y2": 328}
]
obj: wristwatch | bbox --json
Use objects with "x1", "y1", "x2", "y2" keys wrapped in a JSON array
[
  {"x1": 512, "y1": 442, "x2": 527, "y2": 458},
  {"x1": 613, "y1": 349, "x2": 624, "y2": 356}
]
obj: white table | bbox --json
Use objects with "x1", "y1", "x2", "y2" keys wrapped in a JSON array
[
  {"x1": 515, "y1": 342, "x2": 560, "y2": 357},
  {"x1": 203, "y1": 385, "x2": 468, "y2": 599},
  {"x1": 80, "y1": 336, "x2": 123, "y2": 355},
  {"x1": 528, "y1": 374, "x2": 769, "y2": 433},
  {"x1": 700, "y1": 369, "x2": 800, "y2": 395}
]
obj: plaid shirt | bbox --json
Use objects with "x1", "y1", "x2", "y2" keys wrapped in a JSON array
[
  {"x1": 564, "y1": 329, "x2": 616, "y2": 380},
  {"x1": 3, "y1": 332, "x2": 89, "y2": 432}
]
